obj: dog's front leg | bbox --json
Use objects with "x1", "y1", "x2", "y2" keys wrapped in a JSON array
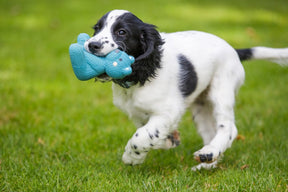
[{"x1": 122, "y1": 116, "x2": 180, "y2": 165}]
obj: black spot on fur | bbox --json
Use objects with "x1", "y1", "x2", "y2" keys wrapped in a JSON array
[
  {"x1": 236, "y1": 48, "x2": 253, "y2": 61},
  {"x1": 199, "y1": 153, "x2": 213, "y2": 162},
  {"x1": 133, "y1": 145, "x2": 138, "y2": 149},
  {"x1": 154, "y1": 129, "x2": 159, "y2": 138},
  {"x1": 178, "y1": 54, "x2": 198, "y2": 97},
  {"x1": 167, "y1": 134, "x2": 180, "y2": 146},
  {"x1": 207, "y1": 153, "x2": 213, "y2": 162},
  {"x1": 199, "y1": 155, "x2": 207, "y2": 162},
  {"x1": 135, "y1": 151, "x2": 140, "y2": 155}
]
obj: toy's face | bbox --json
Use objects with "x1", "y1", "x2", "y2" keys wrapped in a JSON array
[{"x1": 84, "y1": 10, "x2": 144, "y2": 59}]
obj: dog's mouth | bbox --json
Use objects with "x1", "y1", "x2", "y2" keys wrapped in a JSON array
[
  {"x1": 95, "y1": 73, "x2": 112, "y2": 83},
  {"x1": 92, "y1": 52, "x2": 106, "y2": 57}
]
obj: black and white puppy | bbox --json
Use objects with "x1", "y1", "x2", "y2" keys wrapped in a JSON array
[{"x1": 84, "y1": 10, "x2": 288, "y2": 170}]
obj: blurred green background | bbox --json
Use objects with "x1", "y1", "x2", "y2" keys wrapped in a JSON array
[{"x1": 0, "y1": 0, "x2": 287, "y2": 191}]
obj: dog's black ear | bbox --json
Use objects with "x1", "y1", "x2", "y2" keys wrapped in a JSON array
[
  {"x1": 136, "y1": 24, "x2": 163, "y2": 61},
  {"x1": 118, "y1": 23, "x2": 164, "y2": 86}
]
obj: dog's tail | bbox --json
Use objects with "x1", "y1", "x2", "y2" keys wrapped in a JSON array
[{"x1": 236, "y1": 47, "x2": 288, "y2": 66}]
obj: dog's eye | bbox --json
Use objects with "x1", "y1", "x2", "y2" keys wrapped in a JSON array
[
  {"x1": 117, "y1": 29, "x2": 127, "y2": 36},
  {"x1": 93, "y1": 25, "x2": 101, "y2": 35}
]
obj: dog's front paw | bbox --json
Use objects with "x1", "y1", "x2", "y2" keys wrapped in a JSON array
[
  {"x1": 122, "y1": 151, "x2": 146, "y2": 165},
  {"x1": 122, "y1": 141, "x2": 148, "y2": 165},
  {"x1": 194, "y1": 145, "x2": 221, "y2": 163}
]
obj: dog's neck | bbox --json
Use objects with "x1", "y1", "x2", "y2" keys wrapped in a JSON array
[{"x1": 112, "y1": 79, "x2": 136, "y2": 88}]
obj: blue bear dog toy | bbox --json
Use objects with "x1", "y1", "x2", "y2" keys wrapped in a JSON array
[{"x1": 69, "y1": 33, "x2": 135, "y2": 81}]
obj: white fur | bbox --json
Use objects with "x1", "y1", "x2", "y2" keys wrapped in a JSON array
[
  {"x1": 113, "y1": 31, "x2": 245, "y2": 169},
  {"x1": 84, "y1": 10, "x2": 129, "y2": 56},
  {"x1": 90, "y1": 10, "x2": 287, "y2": 170},
  {"x1": 252, "y1": 47, "x2": 288, "y2": 66}
]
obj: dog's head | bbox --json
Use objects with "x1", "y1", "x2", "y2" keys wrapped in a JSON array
[{"x1": 85, "y1": 10, "x2": 164, "y2": 85}]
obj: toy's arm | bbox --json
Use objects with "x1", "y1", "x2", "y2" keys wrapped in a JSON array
[
  {"x1": 105, "y1": 49, "x2": 134, "y2": 79},
  {"x1": 69, "y1": 43, "x2": 105, "y2": 81},
  {"x1": 69, "y1": 33, "x2": 108, "y2": 81}
]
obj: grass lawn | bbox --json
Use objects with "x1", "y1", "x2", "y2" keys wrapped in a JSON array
[{"x1": 0, "y1": 0, "x2": 287, "y2": 191}]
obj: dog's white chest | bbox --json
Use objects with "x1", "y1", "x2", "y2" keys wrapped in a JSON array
[{"x1": 112, "y1": 84, "x2": 151, "y2": 126}]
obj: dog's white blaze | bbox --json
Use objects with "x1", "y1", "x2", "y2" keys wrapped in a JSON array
[{"x1": 85, "y1": 10, "x2": 128, "y2": 55}]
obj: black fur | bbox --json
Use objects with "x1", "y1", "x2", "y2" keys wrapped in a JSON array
[
  {"x1": 92, "y1": 12, "x2": 164, "y2": 86},
  {"x1": 94, "y1": 12, "x2": 164, "y2": 86},
  {"x1": 178, "y1": 54, "x2": 198, "y2": 97},
  {"x1": 92, "y1": 12, "x2": 109, "y2": 36},
  {"x1": 236, "y1": 48, "x2": 253, "y2": 61},
  {"x1": 113, "y1": 13, "x2": 164, "y2": 86}
]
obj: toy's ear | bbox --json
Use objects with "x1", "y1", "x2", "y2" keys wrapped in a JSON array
[
  {"x1": 77, "y1": 33, "x2": 90, "y2": 45},
  {"x1": 136, "y1": 24, "x2": 163, "y2": 61}
]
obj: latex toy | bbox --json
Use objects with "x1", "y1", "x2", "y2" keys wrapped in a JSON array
[{"x1": 69, "y1": 33, "x2": 134, "y2": 80}]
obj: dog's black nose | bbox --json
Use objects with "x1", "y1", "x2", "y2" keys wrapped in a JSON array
[{"x1": 88, "y1": 42, "x2": 102, "y2": 53}]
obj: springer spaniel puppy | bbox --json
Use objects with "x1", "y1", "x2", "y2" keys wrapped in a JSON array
[{"x1": 84, "y1": 10, "x2": 288, "y2": 170}]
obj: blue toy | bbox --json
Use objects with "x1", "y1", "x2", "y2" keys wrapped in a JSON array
[{"x1": 69, "y1": 33, "x2": 135, "y2": 80}]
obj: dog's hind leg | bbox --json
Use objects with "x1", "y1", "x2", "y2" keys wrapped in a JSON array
[
  {"x1": 193, "y1": 58, "x2": 245, "y2": 170},
  {"x1": 190, "y1": 93, "x2": 221, "y2": 171},
  {"x1": 191, "y1": 92, "x2": 217, "y2": 146}
]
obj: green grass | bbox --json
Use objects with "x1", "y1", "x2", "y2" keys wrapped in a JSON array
[{"x1": 1, "y1": 0, "x2": 288, "y2": 191}]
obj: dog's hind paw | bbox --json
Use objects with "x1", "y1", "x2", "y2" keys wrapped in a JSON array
[
  {"x1": 191, "y1": 160, "x2": 218, "y2": 171},
  {"x1": 194, "y1": 145, "x2": 220, "y2": 163}
]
